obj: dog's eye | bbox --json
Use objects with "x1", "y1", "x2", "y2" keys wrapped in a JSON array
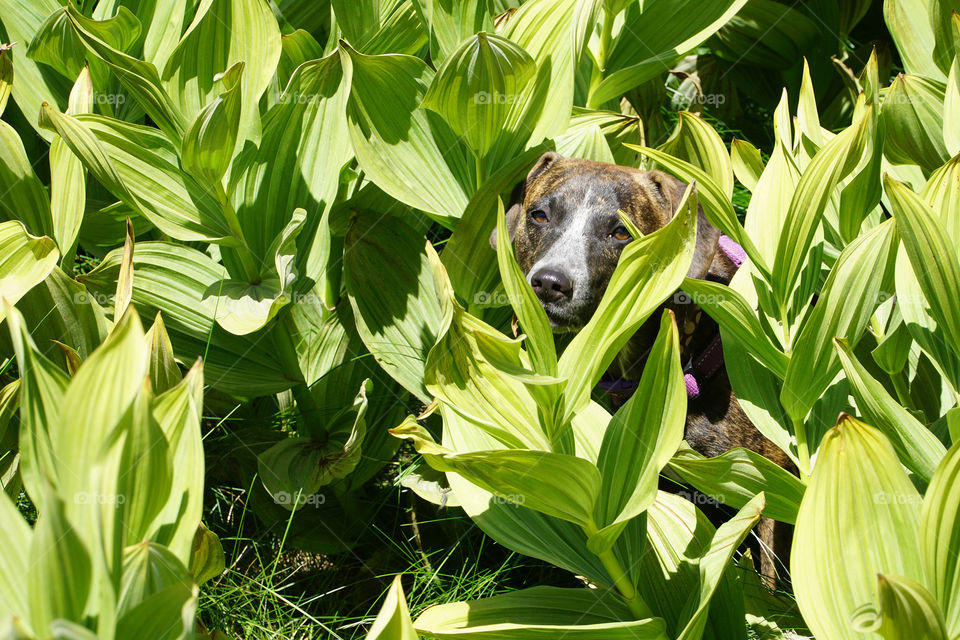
[
  {"x1": 529, "y1": 209, "x2": 549, "y2": 224},
  {"x1": 611, "y1": 225, "x2": 632, "y2": 241}
]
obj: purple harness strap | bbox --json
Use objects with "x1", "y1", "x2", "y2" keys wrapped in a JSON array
[{"x1": 599, "y1": 235, "x2": 744, "y2": 401}]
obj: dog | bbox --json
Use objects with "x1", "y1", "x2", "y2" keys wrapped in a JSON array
[{"x1": 490, "y1": 151, "x2": 793, "y2": 585}]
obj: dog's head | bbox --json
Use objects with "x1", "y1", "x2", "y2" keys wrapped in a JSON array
[{"x1": 490, "y1": 152, "x2": 719, "y2": 332}]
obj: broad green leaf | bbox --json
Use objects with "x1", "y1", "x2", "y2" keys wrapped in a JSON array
[
  {"x1": 62, "y1": 5, "x2": 186, "y2": 141},
  {"x1": 883, "y1": 74, "x2": 949, "y2": 174},
  {"x1": 494, "y1": 198, "x2": 556, "y2": 376},
  {"x1": 730, "y1": 138, "x2": 764, "y2": 191},
  {"x1": 49, "y1": 66, "x2": 92, "y2": 263},
  {"x1": 932, "y1": 0, "x2": 960, "y2": 75},
  {"x1": 162, "y1": 0, "x2": 281, "y2": 146},
  {"x1": 422, "y1": 32, "x2": 534, "y2": 158},
  {"x1": 710, "y1": 0, "x2": 819, "y2": 70},
  {"x1": 792, "y1": 415, "x2": 924, "y2": 640},
  {"x1": 920, "y1": 439, "x2": 960, "y2": 637},
  {"x1": 656, "y1": 111, "x2": 733, "y2": 198},
  {"x1": 149, "y1": 360, "x2": 204, "y2": 563},
  {"x1": 772, "y1": 101, "x2": 873, "y2": 309},
  {"x1": 259, "y1": 380, "x2": 370, "y2": 509},
  {"x1": 888, "y1": 175, "x2": 960, "y2": 363},
  {"x1": 413, "y1": 586, "x2": 668, "y2": 639},
  {"x1": 144, "y1": 312, "x2": 181, "y2": 395},
  {"x1": 742, "y1": 141, "x2": 801, "y2": 280},
  {"x1": 115, "y1": 542, "x2": 197, "y2": 640},
  {"x1": 675, "y1": 493, "x2": 764, "y2": 640},
  {"x1": 344, "y1": 0, "x2": 428, "y2": 57},
  {"x1": 591, "y1": 0, "x2": 748, "y2": 106},
  {"x1": 558, "y1": 182, "x2": 696, "y2": 418},
  {"x1": 411, "y1": 0, "x2": 494, "y2": 63},
  {"x1": 368, "y1": 575, "x2": 418, "y2": 640},
  {"x1": 0, "y1": 45, "x2": 10, "y2": 115},
  {"x1": 0, "y1": 487, "x2": 30, "y2": 622},
  {"x1": 851, "y1": 574, "x2": 948, "y2": 640},
  {"x1": 0, "y1": 1, "x2": 72, "y2": 141},
  {"x1": 781, "y1": 219, "x2": 897, "y2": 424},
  {"x1": 234, "y1": 47, "x2": 352, "y2": 282},
  {"x1": 884, "y1": 0, "x2": 946, "y2": 81},
  {"x1": 680, "y1": 277, "x2": 788, "y2": 377},
  {"x1": 836, "y1": 338, "x2": 945, "y2": 485},
  {"x1": 946, "y1": 59, "x2": 959, "y2": 156},
  {"x1": 338, "y1": 42, "x2": 472, "y2": 225},
  {"x1": 0, "y1": 120, "x2": 53, "y2": 239},
  {"x1": 668, "y1": 447, "x2": 804, "y2": 524},
  {"x1": 626, "y1": 144, "x2": 766, "y2": 277},
  {"x1": 189, "y1": 522, "x2": 225, "y2": 587},
  {"x1": 555, "y1": 123, "x2": 616, "y2": 163},
  {"x1": 78, "y1": 242, "x2": 291, "y2": 396},
  {"x1": 181, "y1": 61, "x2": 243, "y2": 185},
  {"x1": 345, "y1": 212, "x2": 445, "y2": 403},
  {"x1": 26, "y1": 492, "x2": 92, "y2": 636},
  {"x1": 590, "y1": 311, "x2": 684, "y2": 554},
  {"x1": 38, "y1": 106, "x2": 235, "y2": 244},
  {"x1": 393, "y1": 418, "x2": 601, "y2": 528},
  {"x1": 0, "y1": 221, "x2": 59, "y2": 319}
]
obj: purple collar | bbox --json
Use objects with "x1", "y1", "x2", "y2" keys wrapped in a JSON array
[{"x1": 597, "y1": 235, "x2": 743, "y2": 400}]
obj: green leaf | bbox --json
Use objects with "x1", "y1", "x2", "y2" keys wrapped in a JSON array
[
  {"x1": 144, "y1": 312, "x2": 182, "y2": 395},
  {"x1": 78, "y1": 242, "x2": 291, "y2": 396},
  {"x1": 590, "y1": 311, "x2": 684, "y2": 554},
  {"x1": 162, "y1": 0, "x2": 281, "y2": 146},
  {"x1": 411, "y1": 0, "x2": 494, "y2": 64},
  {"x1": 392, "y1": 418, "x2": 601, "y2": 528},
  {"x1": 62, "y1": 4, "x2": 186, "y2": 141},
  {"x1": 851, "y1": 574, "x2": 948, "y2": 640},
  {"x1": 0, "y1": 220, "x2": 59, "y2": 318},
  {"x1": 668, "y1": 447, "x2": 804, "y2": 524},
  {"x1": 780, "y1": 218, "x2": 897, "y2": 425},
  {"x1": 557, "y1": 182, "x2": 696, "y2": 418},
  {"x1": 345, "y1": 212, "x2": 446, "y2": 404},
  {"x1": 709, "y1": 0, "x2": 820, "y2": 70},
  {"x1": 26, "y1": 491, "x2": 93, "y2": 636},
  {"x1": 919, "y1": 439, "x2": 960, "y2": 637},
  {"x1": 0, "y1": 486, "x2": 31, "y2": 622},
  {"x1": 189, "y1": 522, "x2": 225, "y2": 587},
  {"x1": 591, "y1": 0, "x2": 748, "y2": 106},
  {"x1": 884, "y1": 0, "x2": 946, "y2": 81},
  {"x1": 792, "y1": 415, "x2": 924, "y2": 640},
  {"x1": 772, "y1": 100, "x2": 873, "y2": 309},
  {"x1": 115, "y1": 542, "x2": 197, "y2": 640},
  {"x1": 883, "y1": 74, "x2": 949, "y2": 174},
  {"x1": 181, "y1": 61, "x2": 243, "y2": 185},
  {"x1": 0, "y1": 45, "x2": 11, "y2": 116},
  {"x1": 38, "y1": 106, "x2": 235, "y2": 244},
  {"x1": 888, "y1": 174, "x2": 960, "y2": 364},
  {"x1": 0, "y1": 120, "x2": 53, "y2": 239},
  {"x1": 367, "y1": 575, "x2": 418, "y2": 640},
  {"x1": 49, "y1": 66, "x2": 92, "y2": 262},
  {"x1": 680, "y1": 277, "x2": 788, "y2": 378},
  {"x1": 945, "y1": 59, "x2": 959, "y2": 156},
  {"x1": 494, "y1": 197, "x2": 556, "y2": 376},
  {"x1": 730, "y1": 138, "x2": 764, "y2": 191},
  {"x1": 656, "y1": 111, "x2": 733, "y2": 198},
  {"x1": 422, "y1": 32, "x2": 534, "y2": 158},
  {"x1": 338, "y1": 42, "x2": 472, "y2": 225},
  {"x1": 835, "y1": 338, "x2": 945, "y2": 485},
  {"x1": 413, "y1": 586, "x2": 668, "y2": 639}
]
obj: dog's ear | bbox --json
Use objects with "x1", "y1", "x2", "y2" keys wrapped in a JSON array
[
  {"x1": 647, "y1": 170, "x2": 720, "y2": 280},
  {"x1": 490, "y1": 151, "x2": 563, "y2": 250}
]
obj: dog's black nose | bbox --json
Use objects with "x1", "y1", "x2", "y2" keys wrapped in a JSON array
[{"x1": 530, "y1": 268, "x2": 573, "y2": 303}]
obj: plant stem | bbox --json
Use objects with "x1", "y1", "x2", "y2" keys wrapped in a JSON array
[
  {"x1": 215, "y1": 182, "x2": 261, "y2": 284},
  {"x1": 274, "y1": 313, "x2": 324, "y2": 439},
  {"x1": 586, "y1": 7, "x2": 615, "y2": 109},
  {"x1": 792, "y1": 415, "x2": 811, "y2": 482},
  {"x1": 889, "y1": 370, "x2": 912, "y2": 408},
  {"x1": 584, "y1": 522, "x2": 655, "y2": 619}
]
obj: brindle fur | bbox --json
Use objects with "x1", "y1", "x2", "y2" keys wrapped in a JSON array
[{"x1": 493, "y1": 152, "x2": 794, "y2": 587}]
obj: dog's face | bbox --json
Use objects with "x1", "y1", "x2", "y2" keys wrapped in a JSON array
[{"x1": 491, "y1": 152, "x2": 719, "y2": 332}]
